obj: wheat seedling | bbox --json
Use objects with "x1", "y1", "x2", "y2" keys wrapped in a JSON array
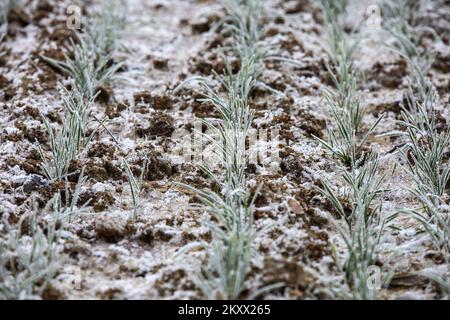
[
  {"x1": 0, "y1": 174, "x2": 88, "y2": 300},
  {"x1": 317, "y1": 0, "x2": 392, "y2": 300},
  {"x1": 122, "y1": 156, "x2": 148, "y2": 222},
  {"x1": 178, "y1": 56, "x2": 273, "y2": 299},
  {"x1": 176, "y1": 0, "x2": 288, "y2": 299},
  {"x1": 197, "y1": 61, "x2": 255, "y2": 190},
  {"x1": 85, "y1": 0, "x2": 126, "y2": 59},
  {"x1": 316, "y1": 83, "x2": 383, "y2": 167},
  {"x1": 380, "y1": 0, "x2": 450, "y2": 266},
  {"x1": 320, "y1": 154, "x2": 390, "y2": 299},
  {"x1": 43, "y1": 36, "x2": 120, "y2": 101},
  {"x1": 183, "y1": 183, "x2": 265, "y2": 299},
  {"x1": 379, "y1": 0, "x2": 437, "y2": 101},
  {"x1": 335, "y1": 199, "x2": 389, "y2": 300},
  {"x1": 320, "y1": 153, "x2": 387, "y2": 227},
  {"x1": 398, "y1": 89, "x2": 450, "y2": 259},
  {"x1": 401, "y1": 192, "x2": 449, "y2": 260},
  {"x1": 40, "y1": 1, "x2": 124, "y2": 181},
  {"x1": 55, "y1": 167, "x2": 90, "y2": 223},
  {"x1": 0, "y1": 196, "x2": 61, "y2": 299},
  {"x1": 400, "y1": 91, "x2": 450, "y2": 198},
  {"x1": 222, "y1": 0, "x2": 267, "y2": 79},
  {"x1": 39, "y1": 87, "x2": 100, "y2": 181},
  {"x1": 43, "y1": 0, "x2": 124, "y2": 100},
  {"x1": 222, "y1": 0, "x2": 302, "y2": 95},
  {"x1": 316, "y1": 0, "x2": 382, "y2": 167},
  {"x1": 320, "y1": 0, "x2": 348, "y2": 21}
]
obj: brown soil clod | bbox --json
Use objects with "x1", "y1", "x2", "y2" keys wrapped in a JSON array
[
  {"x1": 80, "y1": 189, "x2": 114, "y2": 212},
  {"x1": 0, "y1": 74, "x2": 14, "y2": 101},
  {"x1": 190, "y1": 13, "x2": 221, "y2": 34},
  {"x1": 106, "y1": 101, "x2": 127, "y2": 119},
  {"x1": 14, "y1": 121, "x2": 47, "y2": 144},
  {"x1": 33, "y1": 0, "x2": 55, "y2": 22},
  {"x1": 85, "y1": 164, "x2": 109, "y2": 182},
  {"x1": 136, "y1": 112, "x2": 175, "y2": 138},
  {"x1": 96, "y1": 85, "x2": 115, "y2": 104},
  {"x1": 8, "y1": 7, "x2": 31, "y2": 27},
  {"x1": 368, "y1": 59, "x2": 408, "y2": 89},
  {"x1": 153, "y1": 57, "x2": 169, "y2": 70},
  {"x1": 281, "y1": 154, "x2": 305, "y2": 181},
  {"x1": 88, "y1": 142, "x2": 116, "y2": 159},
  {"x1": 22, "y1": 175, "x2": 48, "y2": 194},
  {"x1": 95, "y1": 212, "x2": 131, "y2": 243},
  {"x1": 263, "y1": 257, "x2": 318, "y2": 298},
  {"x1": 133, "y1": 91, "x2": 174, "y2": 110},
  {"x1": 297, "y1": 109, "x2": 326, "y2": 138}
]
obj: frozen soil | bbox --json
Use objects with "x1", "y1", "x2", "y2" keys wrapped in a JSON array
[{"x1": 0, "y1": 0, "x2": 449, "y2": 299}]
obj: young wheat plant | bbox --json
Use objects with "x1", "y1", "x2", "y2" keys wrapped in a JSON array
[
  {"x1": 401, "y1": 191, "x2": 449, "y2": 261},
  {"x1": 176, "y1": 2, "x2": 272, "y2": 298},
  {"x1": 316, "y1": 83, "x2": 382, "y2": 167},
  {"x1": 222, "y1": 0, "x2": 267, "y2": 80},
  {"x1": 183, "y1": 183, "x2": 264, "y2": 299},
  {"x1": 320, "y1": 0, "x2": 348, "y2": 21},
  {"x1": 317, "y1": 0, "x2": 382, "y2": 167},
  {"x1": 398, "y1": 89, "x2": 450, "y2": 259},
  {"x1": 43, "y1": 37, "x2": 120, "y2": 101},
  {"x1": 0, "y1": 197, "x2": 58, "y2": 299},
  {"x1": 400, "y1": 91, "x2": 450, "y2": 198},
  {"x1": 381, "y1": 2, "x2": 450, "y2": 261},
  {"x1": 85, "y1": 0, "x2": 126, "y2": 58},
  {"x1": 182, "y1": 60, "x2": 263, "y2": 299},
  {"x1": 320, "y1": 154, "x2": 391, "y2": 299},
  {"x1": 0, "y1": 176, "x2": 88, "y2": 300},
  {"x1": 40, "y1": 1, "x2": 125, "y2": 181},
  {"x1": 317, "y1": 1, "x2": 391, "y2": 299},
  {"x1": 380, "y1": 0, "x2": 436, "y2": 101},
  {"x1": 222, "y1": 0, "x2": 301, "y2": 94},
  {"x1": 39, "y1": 87, "x2": 98, "y2": 181},
  {"x1": 122, "y1": 156, "x2": 148, "y2": 221},
  {"x1": 178, "y1": 0, "x2": 297, "y2": 300},
  {"x1": 43, "y1": 0, "x2": 124, "y2": 100}
]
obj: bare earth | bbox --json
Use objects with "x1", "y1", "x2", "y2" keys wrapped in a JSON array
[{"x1": 0, "y1": 0, "x2": 449, "y2": 299}]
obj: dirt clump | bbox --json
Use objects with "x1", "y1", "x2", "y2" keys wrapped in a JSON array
[
  {"x1": 153, "y1": 57, "x2": 169, "y2": 70},
  {"x1": 262, "y1": 257, "x2": 319, "y2": 299},
  {"x1": 22, "y1": 175, "x2": 48, "y2": 194},
  {"x1": 33, "y1": 0, "x2": 55, "y2": 23},
  {"x1": 88, "y1": 142, "x2": 116, "y2": 159},
  {"x1": 80, "y1": 189, "x2": 115, "y2": 212},
  {"x1": 0, "y1": 75, "x2": 14, "y2": 101},
  {"x1": 96, "y1": 85, "x2": 115, "y2": 104},
  {"x1": 14, "y1": 121, "x2": 47, "y2": 144},
  {"x1": 154, "y1": 269, "x2": 195, "y2": 296},
  {"x1": 134, "y1": 91, "x2": 174, "y2": 110},
  {"x1": 95, "y1": 211, "x2": 131, "y2": 242},
  {"x1": 85, "y1": 164, "x2": 109, "y2": 182},
  {"x1": 8, "y1": 7, "x2": 31, "y2": 28},
  {"x1": 297, "y1": 109, "x2": 326, "y2": 138},
  {"x1": 106, "y1": 101, "x2": 127, "y2": 119},
  {"x1": 20, "y1": 149, "x2": 43, "y2": 175},
  {"x1": 136, "y1": 112, "x2": 175, "y2": 138},
  {"x1": 190, "y1": 13, "x2": 221, "y2": 34},
  {"x1": 368, "y1": 59, "x2": 408, "y2": 89}
]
